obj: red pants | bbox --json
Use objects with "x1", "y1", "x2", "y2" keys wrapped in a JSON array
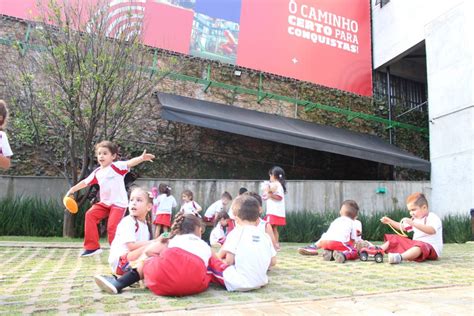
[
  {"x1": 384, "y1": 234, "x2": 438, "y2": 262},
  {"x1": 319, "y1": 240, "x2": 359, "y2": 260},
  {"x1": 84, "y1": 202, "x2": 126, "y2": 250}
]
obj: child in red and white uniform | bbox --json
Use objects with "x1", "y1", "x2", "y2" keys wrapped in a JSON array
[
  {"x1": 0, "y1": 100, "x2": 13, "y2": 170},
  {"x1": 209, "y1": 195, "x2": 276, "y2": 292},
  {"x1": 298, "y1": 212, "x2": 371, "y2": 256},
  {"x1": 263, "y1": 166, "x2": 287, "y2": 250},
  {"x1": 108, "y1": 187, "x2": 152, "y2": 275},
  {"x1": 180, "y1": 190, "x2": 202, "y2": 215},
  {"x1": 204, "y1": 191, "x2": 232, "y2": 222},
  {"x1": 94, "y1": 212, "x2": 212, "y2": 296},
  {"x1": 380, "y1": 192, "x2": 443, "y2": 264},
  {"x1": 65, "y1": 141, "x2": 155, "y2": 257},
  {"x1": 300, "y1": 200, "x2": 361, "y2": 263},
  {"x1": 209, "y1": 211, "x2": 230, "y2": 246},
  {"x1": 153, "y1": 183, "x2": 177, "y2": 238},
  {"x1": 245, "y1": 191, "x2": 278, "y2": 252}
]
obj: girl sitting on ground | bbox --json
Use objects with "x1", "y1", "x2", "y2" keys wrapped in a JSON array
[
  {"x1": 108, "y1": 187, "x2": 153, "y2": 275},
  {"x1": 209, "y1": 211, "x2": 230, "y2": 246},
  {"x1": 94, "y1": 211, "x2": 212, "y2": 296}
]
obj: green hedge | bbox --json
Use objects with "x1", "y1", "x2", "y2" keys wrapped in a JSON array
[
  {"x1": 0, "y1": 197, "x2": 471, "y2": 243},
  {"x1": 0, "y1": 196, "x2": 63, "y2": 236},
  {"x1": 280, "y1": 210, "x2": 472, "y2": 243}
]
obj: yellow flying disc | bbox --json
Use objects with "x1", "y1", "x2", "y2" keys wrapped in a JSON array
[{"x1": 63, "y1": 196, "x2": 78, "y2": 214}]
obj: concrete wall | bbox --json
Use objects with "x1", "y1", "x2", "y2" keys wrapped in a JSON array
[
  {"x1": 372, "y1": 0, "x2": 464, "y2": 68},
  {"x1": 425, "y1": 1, "x2": 474, "y2": 217},
  {"x1": 0, "y1": 176, "x2": 431, "y2": 214}
]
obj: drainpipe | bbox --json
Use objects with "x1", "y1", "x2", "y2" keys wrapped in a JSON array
[{"x1": 386, "y1": 66, "x2": 392, "y2": 144}]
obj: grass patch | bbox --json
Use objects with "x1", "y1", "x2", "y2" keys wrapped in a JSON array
[{"x1": 0, "y1": 243, "x2": 473, "y2": 314}]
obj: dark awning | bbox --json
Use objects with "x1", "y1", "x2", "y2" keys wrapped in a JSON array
[{"x1": 156, "y1": 93, "x2": 430, "y2": 172}]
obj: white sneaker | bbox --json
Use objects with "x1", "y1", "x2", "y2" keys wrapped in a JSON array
[{"x1": 388, "y1": 253, "x2": 402, "y2": 264}]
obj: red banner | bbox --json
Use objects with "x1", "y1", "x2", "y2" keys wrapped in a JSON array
[{"x1": 0, "y1": 0, "x2": 372, "y2": 96}]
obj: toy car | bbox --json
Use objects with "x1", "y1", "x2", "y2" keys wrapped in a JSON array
[{"x1": 359, "y1": 247, "x2": 385, "y2": 263}]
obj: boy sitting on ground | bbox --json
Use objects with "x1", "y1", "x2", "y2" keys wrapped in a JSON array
[
  {"x1": 208, "y1": 195, "x2": 276, "y2": 291},
  {"x1": 298, "y1": 200, "x2": 361, "y2": 263},
  {"x1": 380, "y1": 192, "x2": 442, "y2": 264}
]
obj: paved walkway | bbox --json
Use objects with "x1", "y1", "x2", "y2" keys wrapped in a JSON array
[
  {"x1": 0, "y1": 241, "x2": 473, "y2": 315},
  {"x1": 158, "y1": 285, "x2": 474, "y2": 315}
]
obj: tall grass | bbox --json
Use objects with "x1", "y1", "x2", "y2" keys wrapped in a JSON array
[
  {"x1": 0, "y1": 196, "x2": 63, "y2": 236},
  {"x1": 279, "y1": 211, "x2": 339, "y2": 243},
  {"x1": 442, "y1": 214, "x2": 471, "y2": 243},
  {"x1": 280, "y1": 210, "x2": 471, "y2": 243},
  {"x1": 0, "y1": 196, "x2": 471, "y2": 243}
]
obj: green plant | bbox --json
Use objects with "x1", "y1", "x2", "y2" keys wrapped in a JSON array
[
  {"x1": 280, "y1": 210, "x2": 471, "y2": 243},
  {"x1": 442, "y1": 214, "x2": 471, "y2": 243},
  {"x1": 0, "y1": 196, "x2": 63, "y2": 236},
  {"x1": 357, "y1": 209, "x2": 413, "y2": 241},
  {"x1": 279, "y1": 211, "x2": 339, "y2": 242}
]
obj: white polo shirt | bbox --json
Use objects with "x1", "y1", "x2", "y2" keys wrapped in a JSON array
[
  {"x1": 156, "y1": 194, "x2": 177, "y2": 215},
  {"x1": 222, "y1": 225, "x2": 276, "y2": 291},
  {"x1": 265, "y1": 182, "x2": 285, "y2": 218},
  {"x1": 0, "y1": 131, "x2": 13, "y2": 157},
  {"x1": 168, "y1": 234, "x2": 211, "y2": 267},
  {"x1": 83, "y1": 161, "x2": 129, "y2": 208},
  {"x1": 108, "y1": 215, "x2": 150, "y2": 272}
]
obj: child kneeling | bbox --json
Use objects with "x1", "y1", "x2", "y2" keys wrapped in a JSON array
[
  {"x1": 208, "y1": 195, "x2": 276, "y2": 291},
  {"x1": 95, "y1": 211, "x2": 211, "y2": 296},
  {"x1": 380, "y1": 192, "x2": 442, "y2": 264}
]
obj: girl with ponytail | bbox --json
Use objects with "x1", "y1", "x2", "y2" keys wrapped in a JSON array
[{"x1": 95, "y1": 211, "x2": 212, "y2": 296}]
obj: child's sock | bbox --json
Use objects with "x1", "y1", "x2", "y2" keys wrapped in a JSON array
[{"x1": 388, "y1": 253, "x2": 402, "y2": 264}]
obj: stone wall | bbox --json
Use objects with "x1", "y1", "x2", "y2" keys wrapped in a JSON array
[{"x1": 0, "y1": 16, "x2": 429, "y2": 180}]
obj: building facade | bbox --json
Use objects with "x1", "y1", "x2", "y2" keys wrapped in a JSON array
[{"x1": 372, "y1": 0, "x2": 473, "y2": 215}]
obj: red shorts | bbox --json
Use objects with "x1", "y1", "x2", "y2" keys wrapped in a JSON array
[
  {"x1": 143, "y1": 247, "x2": 210, "y2": 296},
  {"x1": 318, "y1": 240, "x2": 353, "y2": 252},
  {"x1": 264, "y1": 214, "x2": 286, "y2": 226},
  {"x1": 115, "y1": 254, "x2": 130, "y2": 276},
  {"x1": 384, "y1": 234, "x2": 438, "y2": 262},
  {"x1": 153, "y1": 214, "x2": 171, "y2": 227},
  {"x1": 207, "y1": 256, "x2": 229, "y2": 287}
]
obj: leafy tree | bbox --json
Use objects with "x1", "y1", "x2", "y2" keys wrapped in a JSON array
[{"x1": 5, "y1": 0, "x2": 176, "y2": 236}]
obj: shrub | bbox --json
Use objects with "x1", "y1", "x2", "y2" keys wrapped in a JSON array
[
  {"x1": 280, "y1": 210, "x2": 471, "y2": 243},
  {"x1": 279, "y1": 211, "x2": 339, "y2": 243},
  {"x1": 0, "y1": 196, "x2": 63, "y2": 236},
  {"x1": 0, "y1": 196, "x2": 471, "y2": 243},
  {"x1": 442, "y1": 214, "x2": 471, "y2": 243}
]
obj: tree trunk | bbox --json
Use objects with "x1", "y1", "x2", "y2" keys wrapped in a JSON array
[{"x1": 63, "y1": 211, "x2": 76, "y2": 238}]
